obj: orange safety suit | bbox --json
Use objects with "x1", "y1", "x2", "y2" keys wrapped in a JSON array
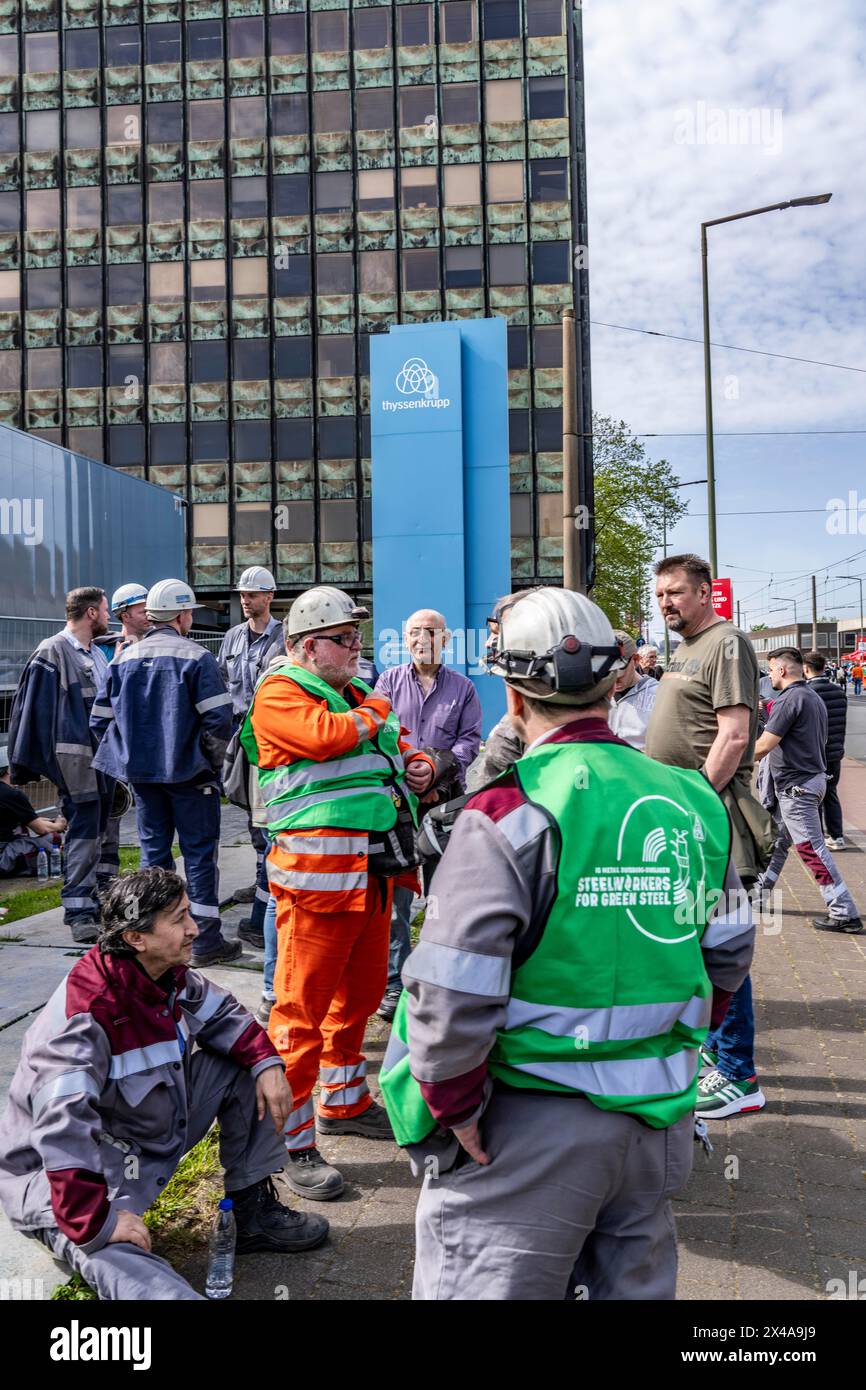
[{"x1": 251, "y1": 674, "x2": 434, "y2": 1151}]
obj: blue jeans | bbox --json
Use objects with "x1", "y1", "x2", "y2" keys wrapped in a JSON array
[
  {"x1": 263, "y1": 892, "x2": 277, "y2": 1001},
  {"x1": 386, "y1": 885, "x2": 414, "y2": 995},
  {"x1": 704, "y1": 974, "x2": 756, "y2": 1082},
  {"x1": 134, "y1": 780, "x2": 222, "y2": 953}
]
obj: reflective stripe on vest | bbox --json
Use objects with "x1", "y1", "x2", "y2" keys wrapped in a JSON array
[
  {"x1": 504, "y1": 992, "x2": 712, "y2": 1042},
  {"x1": 268, "y1": 752, "x2": 394, "y2": 796},
  {"x1": 507, "y1": 1048, "x2": 699, "y2": 1098},
  {"x1": 267, "y1": 829, "x2": 369, "y2": 911}
]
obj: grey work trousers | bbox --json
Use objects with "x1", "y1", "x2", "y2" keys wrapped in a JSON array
[
  {"x1": 413, "y1": 1088, "x2": 693, "y2": 1301},
  {"x1": 36, "y1": 1050, "x2": 286, "y2": 1301},
  {"x1": 758, "y1": 783, "x2": 859, "y2": 921}
]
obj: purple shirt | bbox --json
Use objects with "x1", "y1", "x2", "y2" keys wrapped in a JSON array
[{"x1": 374, "y1": 663, "x2": 482, "y2": 788}]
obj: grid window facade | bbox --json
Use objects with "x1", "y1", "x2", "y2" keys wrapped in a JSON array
[{"x1": 0, "y1": 0, "x2": 590, "y2": 595}]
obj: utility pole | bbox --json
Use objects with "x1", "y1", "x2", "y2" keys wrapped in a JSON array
[
  {"x1": 561, "y1": 309, "x2": 583, "y2": 592},
  {"x1": 736, "y1": 600, "x2": 741, "y2": 629},
  {"x1": 811, "y1": 575, "x2": 818, "y2": 652}
]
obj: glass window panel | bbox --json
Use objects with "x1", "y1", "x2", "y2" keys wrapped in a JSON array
[
  {"x1": 193, "y1": 500, "x2": 229, "y2": 536},
  {"x1": 230, "y1": 97, "x2": 266, "y2": 140},
  {"x1": 148, "y1": 182, "x2": 183, "y2": 221},
  {"x1": 189, "y1": 180, "x2": 225, "y2": 219},
  {"x1": 316, "y1": 253, "x2": 353, "y2": 293},
  {"x1": 443, "y1": 164, "x2": 480, "y2": 205},
  {"x1": 145, "y1": 23, "x2": 180, "y2": 65},
  {"x1": 27, "y1": 347, "x2": 60, "y2": 386},
  {"x1": 150, "y1": 422, "x2": 186, "y2": 464},
  {"x1": 67, "y1": 347, "x2": 102, "y2": 387},
  {"x1": 319, "y1": 417, "x2": 355, "y2": 458},
  {"x1": 317, "y1": 335, "x2": 353, "y2": 377},
  {"x1": 270, "y1": 15, "x2": 306, "y2": 56},
  {"x1": 235, "y1": 501, "x2": 271, "y2": 540},
  {"x1": 530, "y1": 158, "x2": 568, "y2": 202},
  {"x1": 278, "y1": 499, "x2": 313, "y2": 538},
  {"x1": 398, "y1": 5, "x2": 431, "y2": 46},
  {"x1": 25, "y1": 112, "x2": 60, "y2": 152},
  {"x1": 489, "y1": 242, "x2": 524, "y2": 284},
  {"x1": 312, "y1": 11, "x2": 347, "y2": 52},
  {"x1": 526, "y1": 0, "x2": 563, "y2": 37},
  {"x1": 441, "y1": 2, "x2": 476, "y2": 43},
  {"x1": 441, "y1": 83, "x2": 478, "y2": 126},
  {"x1": 107, "y1": 185, "x2": 142, "y2": 225},
  {"x1": 354, "y1": 9, "x2": 390, "y2": 48},
  {"x1": 533, "y1": 325, "x2": 562, "y2": 367},
  {"x1": 528, "y1": 75, "x2": 566, "y2": 120},
  {"x1": 233, "y1": 338, "x2": 268, "y2": 378},
  {"x1": 359, "y1": 408, "x2": 370, "y2": 448},
  {"x1": 315, "y1": 171, "x2": 351, "y2": 214},
  {"x1": 150, "y1": 343, "x2": 186, "y2": 381},
  {"x1": 228, "y1": 18, "x2": 265, "y2": 59},
  {"x1": 0, "y1": 191, "x2": 17, "y2": 230},
  {"x1": 401, "y1": 166, "x2": 438, "y2": 209},
  {"x1": 400, "y1": 87, "x2": 435, "y2": 129},
  {"x1": 187, "y1": 21, "x2": 223, "y2": 62},
  {"x1": 359, "y1": 251, "x2": 396, "y2": 294},
  {"x1": 107, "y1": 262, "x2": 143, "y2": 305},
  {"x1": 483, "y1": 0, "x2": 520, "y2": 40},
  {"x1": 234, "y1": 422, "x2": 270, "y2": 462},
  {"x1": 486, "y1": 161, "x2": 523, "y2": 201},
  {"x1": 276, "y1": 418, "x2": 312, "y2": 459},
  {"x1": 232, "y1": 176, "x2": 267, "y2": 218},
  {"x1": 445, "y1": 245, "x2": 482, "y2": 288},
  {"x1": 320, "y1": 500, "x2": 356, "y2": 542},
  {"x1": 66, "y1": 187, "x2": 102, "y2": 228},
  {"x1": 188, "y1": 101, "x2": 223, "y2": 141},
  {"x1": 68, "y1": 266, "x2": 102, "y2": 307},
  {"x1": 26, "y1": 33, "x2": 59, "y2": 72},
  {"x1": 149, "y1": 262, "x2": 184, "y2": 301},
  {"x1": 485, "y1": 79, "x2": 522, "y2": 122},
  {"x1": 534, "y1": 407, "x2": 562, "y2": 451},
  {"x1": 191, "y1": 340, "x2": 227, "y2": 381},
  {"x1": 108, "y1": 345, "x2": 144, "y2": 388},
  {"x1": 313, "y1": 91, "x2": 350, "y2": 134},
  {"x1": 190, "y1": 259, "x2": 226, "y2": 300},
  {"x1": 0, "y1": 349, "x2": 18, "y2": 387},
  {"x1": 402, "y1": 249, "x2": 438, "y2": 291},
  {"x1": 232, "y1": 257, "x2": 267, "y2": 296},
  {"x1": 106, "y1": 106, "x2": 142, "y2": 146},
  {"x1": 193, "y1": 422, "x2": 228, "y2": 461},
  {"x1": 109, "y1": 425, "x2": 145, "y2": 466},
  {"x1": 147, "y1": 103, "x2": 183, "y2": 144},
  {"x1": 275, "y1": 337, "x2": 311, "y2": 378},
  {"x1": 508, "y1": 409, "x2": 529, "y2": 453},
  {"x1": 0, "y1": 115, "x2": 16, "y2": 155},
  {"x1": 272, "y1": 94, "x2": 308, "y2": 136},
  {"x1": 507, "y1": 325, "x2": 528, "y2": 369},
  {"x1": 66, "y1": 110, "x2": 100, "y2": 150},
  {"x1": 68, "y1": 428, "x2": 103, "y2": 460},
  {"x1": 106, "y1": 27, "x2": 140, "y2": 67},
  {"x1": 27, "y1": 270, "x2": 60, "y2": 309},
  {"x1": 356, "y1": 89, "x2": 392, "y2": 132},
  {"x1": 510, "y1": 493, "x2": 531, "y2": 537},
  {"x1": 0, "y1": 37, "x2": 17, "y2": 76},
  {"x1": 0, "y1": 270, "x2": 19, "y2": 309},
  {"x1": 25, "y1": 191, "x2": 59, "y2": 230},
  {"x1": 274, "y1": 255, "x2": 310, "y2": 296},
  {"x1": 272, "y1": 174, "x2": 309, "y2": 217},
  {"x1": 532, "y1": 241, "x2": 569, "y2": 284},
  {"x1": 357, "y1": 169, "x2": 394, "y2": 212}
]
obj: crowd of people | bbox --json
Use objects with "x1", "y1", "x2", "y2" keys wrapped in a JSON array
[{"x1": 0, "y1": 551, "x2": 859, "y2": 1301}]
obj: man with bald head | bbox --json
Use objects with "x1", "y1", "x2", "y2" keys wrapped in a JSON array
[{"x1": 374, "y1": 608, "x2": 482, "y2": 1019}]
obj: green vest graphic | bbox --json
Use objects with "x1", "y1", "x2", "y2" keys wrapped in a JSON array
[
  {"x1": 240, "y1": 664, "x2": 417, "y2": 833},
  {"x1": 381, "y1": 739, "x2": 732, "y2": 1140}
]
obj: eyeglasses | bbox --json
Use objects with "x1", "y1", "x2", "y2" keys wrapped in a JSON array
[{"x1": 316, "y1": 629, "x2": 362, "y2": 650}]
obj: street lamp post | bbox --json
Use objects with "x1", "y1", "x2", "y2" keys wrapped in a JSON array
[
  {"x1": 660, "y1": 477, "x2": 707, "y2": 666},
  {"x1": 701, "y1": 194, "x2": 832, "y2": 577}
]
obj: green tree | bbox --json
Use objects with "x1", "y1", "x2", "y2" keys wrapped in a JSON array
[
  {"x1": 750, "y1": 623, "x2": 768, "y2": 631},
  {"x1": 590, "y1": 415, "x2": 690, "y2": 632}
]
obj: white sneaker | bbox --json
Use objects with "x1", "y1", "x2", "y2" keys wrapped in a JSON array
[{"x1": 825, "y1": 837, "x2": 846, "y2": 851}]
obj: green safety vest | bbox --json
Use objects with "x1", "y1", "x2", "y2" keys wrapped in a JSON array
[
  {"x1": 380, "y1": 738, "x2": 732, "y2": 1140},
  {"x1": 239, "y1": 663, "x2": 418, "y2": 834}
]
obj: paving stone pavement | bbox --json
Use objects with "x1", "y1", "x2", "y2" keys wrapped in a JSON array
[{"x1": 1, "y1": 765, "x2": 864, "y2": 1300}]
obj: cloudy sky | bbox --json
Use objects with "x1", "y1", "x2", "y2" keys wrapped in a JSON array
[{"x1": 582, "y1": 0, "x2": 866, "y2": 639}]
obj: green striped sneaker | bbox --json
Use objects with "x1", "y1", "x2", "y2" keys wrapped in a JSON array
[
  {"x1": 696, "y1": 1069, "x2": 766, "y2": 1118},
  {"x1": 699, "y1": 1043, "x2": 718, "y2": 1076}
]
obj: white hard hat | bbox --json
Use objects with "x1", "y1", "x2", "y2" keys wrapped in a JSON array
[
  {"x1": 111, "y1": 582, "x2": 148, "y2": 614},
  {"x1": 287, "y1": 586, "x2": 369, "y2": 639},
  {"x1": 146, "y1": 578, "x2": 201, "y2": 620},
  {"x1": 488, "y1": 587, "x2": 626, "y2": 706},
  {"x1": 236, "y1": 565, "x2": 276, "y2": 593}
]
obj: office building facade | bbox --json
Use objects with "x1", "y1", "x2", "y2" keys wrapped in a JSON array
[{"x1": 0, "y1": 0, "x2": 593, "y2": 602}]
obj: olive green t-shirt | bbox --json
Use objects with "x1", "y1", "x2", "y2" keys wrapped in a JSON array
[{"x1": 644, "y1": 621, "x2": 758, "y2": 780}]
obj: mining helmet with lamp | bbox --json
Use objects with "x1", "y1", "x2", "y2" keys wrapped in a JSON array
[{"x1": 487, "y1": 587, "x2": 626, "y2": 706}]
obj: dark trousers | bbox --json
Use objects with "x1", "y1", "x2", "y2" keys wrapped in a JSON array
[
  {"x1": 821, "y1": 758, "x2": 844, "y2": 840},
  {"x1": 60, "y1": 792, "x2": 115, "y2": 926},
  {"x1": 133, "y1": 780, "x2": 223, "y2": 952}
]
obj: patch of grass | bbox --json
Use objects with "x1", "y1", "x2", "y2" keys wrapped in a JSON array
[
  {"x1": 51, "y1": 1271, "x2": 98, "y2": 1301},
  {"x1": 0, "y1": 847, "x2": 180, "y2": 925}
]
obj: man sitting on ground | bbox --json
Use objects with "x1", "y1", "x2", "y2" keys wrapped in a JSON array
[{"x1": 0, "y1": 747, "x2": 66, "y2": 876}]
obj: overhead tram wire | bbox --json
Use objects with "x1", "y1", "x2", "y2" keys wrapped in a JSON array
[{"x1": 590, "y1": 320, "x2": 866, "y2": 375}]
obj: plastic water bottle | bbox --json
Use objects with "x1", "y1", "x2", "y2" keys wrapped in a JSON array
[
  {"x1": 36, "y1": 848, "x2": 49, "y2": 882},
  {"x1": 205, "y1": 1198, "x2": 235, "y2": 1299},
  {"x1": 50, "y1": 839, "x2": 62, "y2": 877}
]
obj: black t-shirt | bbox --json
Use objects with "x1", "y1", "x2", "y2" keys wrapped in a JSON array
[
  {"x1": 0, "y1": 782, "x2": 38, "y2": 843},
  {"x1": 764, "y1": 681, "x2": 828, "y2": 793}
]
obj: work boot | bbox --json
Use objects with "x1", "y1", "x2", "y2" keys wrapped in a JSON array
[
  {"x1": 238, "y1": 918, "x2": 265, "y2": 950},
  {"x1": 376, "y1": 990, "x2": 401, "y2": 1023},
  {"x1": 70, "y1": 920, "x2": 99, "y2": 945},
  {"x1": 256, "y1": 995, "x2": 274, "y2": 1026},
  {"x1": 231, "y1": 1176, "x2": 329, "y2": 1253},
  {"x1": 191, "y1": 937, "x2": 244, "y2": 968},
  {"x1": 233, "y1": 884, "x2": 257, "y2": 904},
  {"x1": 284, "y1": 1148, "x2": 345, "y2": 1201},
  {"x1": 317, "y1": 1100, "x2": 394, "y2": 1141},
  {"x1": 811, "y1": 914, "x2": 863, "y2": 934}
]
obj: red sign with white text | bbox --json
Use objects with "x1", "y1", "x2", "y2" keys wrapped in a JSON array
[{"x1": 712, "y1": 578, "x2": 733, "y2": 621}]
